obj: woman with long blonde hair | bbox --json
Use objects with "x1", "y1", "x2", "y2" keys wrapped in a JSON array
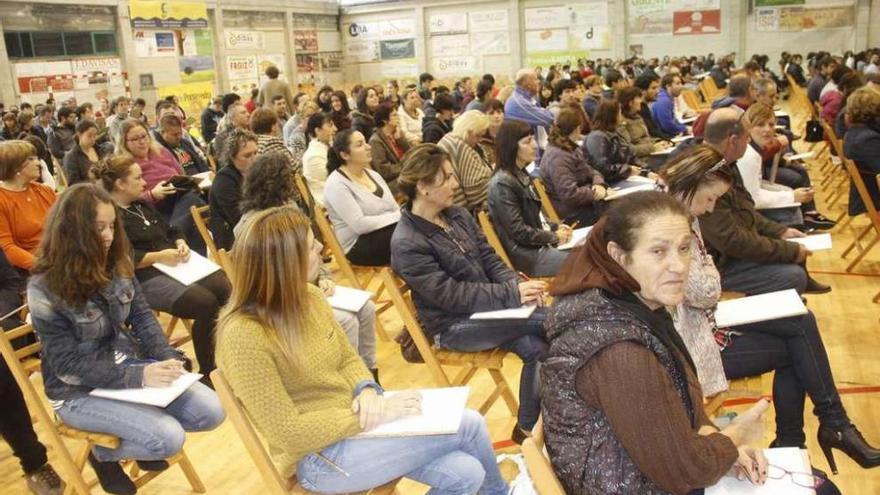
[{"x1": 216, "y1": 206, "x2": 508, "y2": 495}]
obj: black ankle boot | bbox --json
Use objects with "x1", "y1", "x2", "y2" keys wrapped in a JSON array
[
  {"x1": 87, "y1": 452, "x2": 136, "y2": 495},
  {"x1": 817, "y1": 424, "x2": 880, "y2": 474},
  {"x1": 135, "y1": 459, "x2": 169, "y2": 472}
]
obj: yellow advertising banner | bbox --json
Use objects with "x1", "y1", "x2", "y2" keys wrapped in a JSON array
[
  {"x1": 158, "y1": 81, "x2": 213, "y2": 127},
  {"x1": 130, "y1": 1, "x2": 208, "y2": 29}
]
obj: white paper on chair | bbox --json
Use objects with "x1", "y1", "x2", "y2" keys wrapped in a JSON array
[
  {"x1": 353, "y1": 387, "x2": 470, "y2": 438},
  {"x1": 90, "y1": 373, "x2": 203, "y2": 408},
  {"x1": 714, "y1": 289, "x2": 807, "y2": 328},
  {"x1": 471, "y1": 305, "x2": 537, "y2": 320},
  {"x1": 783, "y1": 151, "x2": 815, "y2": 162},
  {"x1": 558, "y1": 226, "x2": 594, "y2": 250},
  {"x1": 154, "y1": 252, "x2": 221, "y2": 286},
  {"x1": 788, "y1": 233, "x2": 832, "y2": 252},
  {"x1": 606, "y1": 183, "x2": 657, "y2": 200},
  {"x1": 679, "y1": 116, "x2": 697, "y2": 124},
  {"x1": 707, "y1": 447, "x2": 814, "y2": 495},
  {"x1": 326, "y1": 286, "x2": 373, "y2": 312},
  {"x1": 192, "y1": 171, "x2": 212, "y2": 190}
]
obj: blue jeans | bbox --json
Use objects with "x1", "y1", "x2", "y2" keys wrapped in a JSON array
[
  {"x1": 436, "y1": 309, "x2": 548, "y2": 430},
  {"x1": 720, "y1": 259, "x2": 808, "y2": 295},
  {"x1": 56, "y1": 382, "x2": 225, "y2": 462},
  {"x1": 296, "y1": 410, "x2": 508, "y2": 495}
]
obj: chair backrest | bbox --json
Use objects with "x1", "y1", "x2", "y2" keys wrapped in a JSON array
[
  {"x1": 532, "y1": 178, "x2": 561, "y2": 224},
  {"x1": 190, "y1": 204, "x2": 220, "y2": 261},
  {"x1": 312, "y1": 203, "x2": 363, "y2": 289},
  {"x1": 378, "y1": 268, "x2": 452, "y2": 387},
  {"x1": 521, "y1": 417, "x2": 566, "y2": 495},
  {"x1": 476, "y1": 210, "x2": 513, "y2": 269},
  {"x1": 0, "y1": 325, "x2": 92, "y2": 494},
  {"x1": 211, "y1": 369, "x2": 294, "y2": 495},
  {"x1": 216, "y1": 248, "x2": 233, "y2": 273},
  {"x1": 820, "y1": 119, "x2": 844, "y2": 159},
  {"x1": 682, "y1": 90, "x2": 704, "y2": 111},
  {"x1": 842, "y1": 158, "x2": 880, "y2": 228}
]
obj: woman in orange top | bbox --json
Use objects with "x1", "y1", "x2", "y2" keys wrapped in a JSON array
[{"x1": 0, "y1": 140, "x2": 56, "y2": 272}]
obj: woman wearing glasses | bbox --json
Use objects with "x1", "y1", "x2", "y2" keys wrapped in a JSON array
[
  {"x1": 663, "y1": 145, "x2": 877, "y2": 481},
  {"x1": 115, "y1": 119, "x2": 206, "y2": 254},
  {"x1": 390, "y1": 144, "x2": 548, "y2": 444}
]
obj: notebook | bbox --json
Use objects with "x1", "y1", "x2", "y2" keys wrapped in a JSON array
[
  {"x1": 714, "y1": 289, "x2": 808, "y2": 328},
  {"x1": 783, "y1": 151, "x2": 815, "y2": 162},
  {"x1": 90, "y1": 372, "x2": 203, "y2": 408},
  {"x1": 606, "y1": 183, "x2": 657, "y2": 200},
  {"x1": 354, "y1": 387, "x2": 470, "y2": 438},
  {"x1": 154, "y1": 252, "x2": 222, "y2": 286},
  {"x1": 326, "y1": 286, "x2": 373, "y2": 312},
  {"x1": 471, "y1": 305, "x2": 537, "y2": 320},
  {"x1": 707, "y1": 447, "x2": 814, "y2": 495},
  {"x1": 788, "y1": 233, "x2": 832, "y2": 252},
  {"x1": 558, "y1": 226, "x2": 594, "y2": 250}
]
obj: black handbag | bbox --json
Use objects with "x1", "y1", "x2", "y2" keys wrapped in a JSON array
[{"x1": 805, "y1": 118, "x2": 824, "y2": 142}]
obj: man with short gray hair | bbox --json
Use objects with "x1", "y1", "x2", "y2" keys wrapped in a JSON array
[{"x1": 505, "y1": 68, "x2": 554, "y2": 164}]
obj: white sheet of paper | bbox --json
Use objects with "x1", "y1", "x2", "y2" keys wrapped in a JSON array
[
  {"x1": 707, "y1": 447, "x2": 814, "y2": 495},
  {"x1": 783, "y1": 151, "x2": 815, "y2": 162},
  {"x1": 788, "y1": 233, "x2": 832, "y2": 252},
  {"x1": 526, "y1": 162, "x2": 536, "y2": 175},
  {"x1": 671, "y1": 135, "x2": 690, "y2": 143},
  {"x1": 353, "y1": 387, "x2": 470, "y2": 438},
  {"x1": 90, "y1": 372, "x2": 202, "y2": 408},
  {"x1": 192, "y1": 171, "x2": 212, "y2": 190},
  {"x1": 326, "y1": 286, "x2": 373, "y2": 312},
  {"x1": 775, "y1": 110, "x2": 790, "y2": 118},
  {"x1": 558, "y1": 226, "x2": 594, "y2": 250},
  {"x1": 714, "y1": 289, "x2": 807, "y2": 328},
  {"x1": 679, "y1": 115, "x2": 697, "y2": 124},
  {"x1": 153, "y1": 252, "x2": 222, "y2": 286},
  {"x1": 606, "y1": 183, "x2": 657, "y2": 200},
  {"x1": 471, "y1": 305, "x2": 537, "y2": 320}
]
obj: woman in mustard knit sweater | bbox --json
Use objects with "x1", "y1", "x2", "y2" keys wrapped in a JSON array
[{"x1": 216, "y1": 206, "x2": 509, "y2": 495}]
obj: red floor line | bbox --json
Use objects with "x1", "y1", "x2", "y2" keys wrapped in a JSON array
[
  {"x1": 491, "y1": 386, "x2": 880, "y2": 449},
  {"x1": 721, "y1": 385, "x2": 880, "y2": 408},
  {"x1": 810, "y1": 269, "x2": 880, "y2": 278}
]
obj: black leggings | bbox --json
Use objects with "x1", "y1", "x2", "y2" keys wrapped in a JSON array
[
  {"x1": 721, "y1": 310, "x2": 848, "y2": 446},
  {"x1": 0, "y1": 354, "x2": 47, "y2": 475},
  {"x1": 345, "y1": 223, "x2": 397, "y2": 267},
  {"x1": 169, "y1": 270, "x2": 230, "y2": 378}
]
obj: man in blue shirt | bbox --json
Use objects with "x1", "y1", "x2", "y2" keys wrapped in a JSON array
[
  {"x1": 505, "y1": 68, "x2": 555, "y2": 165},
  {"x1": 651, "y1": 74, "x2": 688, "y2": 136}
]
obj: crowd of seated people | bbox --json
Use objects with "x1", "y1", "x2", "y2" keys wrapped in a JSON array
[{"x1": 3, "y1": 47, "x2": 880, "y2": 495}]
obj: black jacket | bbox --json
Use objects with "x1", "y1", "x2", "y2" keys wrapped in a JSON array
[
  {"x1": 350, "y1": 111, "x2": 376, "y2": 141},
  {"x1": 47, "y1": 124, "x2": 76, "y2": 160},
  {"x1": 582, "y1": 130, "x2": 638, "y2": 183},
  {"x1": 422, "y1": 115, "x2": 453, "y2": 144},
  {"x1": 390, "y1": 206, "x2": 520, "y2": 336},
  {"x1": 62, "y1": 145, "x2": 108, "y2": 185},
  {"x1": 200, "y1": 108, "x2": 224, "y2": 143},
  {"x1": 152, "y1": 131, "x2": 209, "y2": 176},
  {"x1": 487, "y1": 169, "x2": 560, "y2": 275},
  {"x1": 639, "y1": 102, "x2": 672, "y2": 140},
  {"x1": 207, "y1": 165, "x2": 243, "y2": 250}
]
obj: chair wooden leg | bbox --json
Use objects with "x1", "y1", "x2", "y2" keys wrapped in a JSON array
[
  {"x1": 62, "y1": 442, "x2": 94, "y2": 495},
  {"x1": 488, "y1": 369, "x2": 519, "y2": 417},
  {"x1": 450, "y1": 366, "x2": 478, "y2": 386},
  {"x1": 374, "y1": 317, "x2": 391, "y2": 342},
  {"x1": 845, "y1": 235, "x2": 878, "y2": 272},
  {"x1": 176, "y1": 450, "x2": 207, "y2": 493},
  {"x1": 841, "y1": 225, "x2": 874, "y2": 257}
]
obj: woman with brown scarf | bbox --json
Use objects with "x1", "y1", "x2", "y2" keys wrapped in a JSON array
[{"x1": 541, "y1": 190, "x2": 769, "y2": 495}]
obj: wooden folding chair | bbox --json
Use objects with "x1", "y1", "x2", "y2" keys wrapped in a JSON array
[
  {"x1": 378, "y1": 268, "x2": 519, "y2": 417},
  {"x1": 313, "y1": 203, "x2": 393, "y2": 341},
  {"x1": 682, "y1": 89, "x2": 708, "y2": 112},
  {"x1": 154, "y1": 311, "x2": 194, "y2": 348},
  {"x1": 522, "y1": 417, "x2": 565, "y2": 495},
  {"x1": 476, "y1": 210, "x2": 513, "y2": 269},
  {"x1": 699, "y1": 77, "x2": 721, "y2": 103},
  {"x1": 210, "y1": 369, "x2": 400, "y2": 495},
  {"x1": 0, "y1": 324, "x2": 205, "y2": 495},
  {"x1": 532, "y1": 178, "x2": 561, "y2": 224},
  {"x1": 840, "y1": 159, "x2": 880, "y2": 272},
  {"x1": 190, "y1": 204, "x2": 220, "y2": 261}
]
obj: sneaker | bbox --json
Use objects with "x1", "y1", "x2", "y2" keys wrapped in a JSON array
[
  {"x1": 25, "y1": 464, "x2": 64, "y2": 495},
  {"x1": 804, "y1": 213, "x2": 836, "y2": 230},
  {"x1": 87, "y1": 452, "x2": 136, "y2": 495}
]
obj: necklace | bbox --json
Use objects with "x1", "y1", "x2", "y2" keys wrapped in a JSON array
[{"x1": 122, "y1": 204, "x2": 151, "y2": 227}]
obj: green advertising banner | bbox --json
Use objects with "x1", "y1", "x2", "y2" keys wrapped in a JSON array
[{"x1": 754, "y1": 0, "x2": 804, "y2": 6}]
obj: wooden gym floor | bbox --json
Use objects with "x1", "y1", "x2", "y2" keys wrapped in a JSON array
[{"x1": 2, "y1": 101, "x2": 879, "y2": 494}]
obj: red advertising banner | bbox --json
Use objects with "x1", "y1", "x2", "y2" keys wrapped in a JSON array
[{"x1": 673, "y1": 9, "x2": 721, "y2": 36}]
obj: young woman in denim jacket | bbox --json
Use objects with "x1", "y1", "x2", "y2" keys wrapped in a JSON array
[{"x1": 27, "y1": 184, "x2": 224, "y2": 495}]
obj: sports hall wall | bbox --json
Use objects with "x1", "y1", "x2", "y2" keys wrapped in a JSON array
[{"x1": 0, "y1": 0, "x2": 879, "y2": 113}]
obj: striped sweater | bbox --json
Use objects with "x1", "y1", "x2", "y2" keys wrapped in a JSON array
[{"x1": 437, "y1": 133, "x2": 493, "y2": 214}]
